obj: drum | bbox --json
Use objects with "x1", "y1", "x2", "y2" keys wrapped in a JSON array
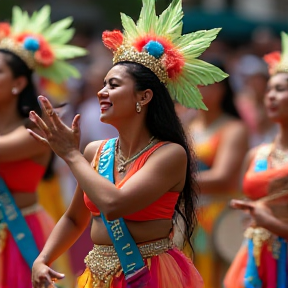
[{"x1": 212, "y1": 208, "x2": 246, "y2": 263}]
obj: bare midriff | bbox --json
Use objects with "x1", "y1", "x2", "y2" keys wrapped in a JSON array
[
  {"x1": 90, "y1": 217, "x2": 172, "y2": 245},
  {"x1": 12, "y1": 192, "x2": 38, "y2": 209}
]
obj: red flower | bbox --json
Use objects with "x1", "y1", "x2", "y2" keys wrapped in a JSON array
[
  {"x1": 35, "y1": 40, "x2": 55, "y2": 66},
  {"x1": 0, "y1": 22, "x2": 11, "y2": 39},
  {"x1": 263, "y1": 51, "x2": 281, "y2": 75},
  {"x1": 14, "y1": 32, "x2": 33, "y2": 43},
  {"x1": 102, "y1": 30, "x2": 123, "y2": 51},
  {"x1": 133, "y1": 34, "x2": 185, "y2": 79},
  {"x1": 163, "y1": 49, "x2": 185, "y2": 79}
]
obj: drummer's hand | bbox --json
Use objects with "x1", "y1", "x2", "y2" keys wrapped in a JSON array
[
  {"x1": 28, "y1": 95, "x2": 81, "y2": 161},
  {"x1": 32, "y1": 260, "x2": 65, "y2": 288},
  {"x1": 230, "y1": 199, "x2": 273, "y2": 228}
]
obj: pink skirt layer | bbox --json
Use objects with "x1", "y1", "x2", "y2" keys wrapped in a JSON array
[
  {"x1": 224, "y1": 241, "x2": 284, "y2": 288},
  {"x1": 78, "y1": 247, "x2": 204, "y2": 288},
  {"x1": 0, "y1": 208, "x2": 54, "y2": 288}
]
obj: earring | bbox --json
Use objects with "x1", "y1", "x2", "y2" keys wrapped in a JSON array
[
  {"x1": 136, "y1": 102, "x2": 142, "y2": 113},
  {"x1": 12, "y1": 87, "x2": 18, "y2": 95}
]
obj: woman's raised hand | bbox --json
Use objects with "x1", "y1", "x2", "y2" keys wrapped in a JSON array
[
  {"x1": 32, "y1": 261, "x2": 65, "y2": 288},
  {"x1": 230, "y1": 199, "x2": 273, "y2": 228},
  {"x1": 28, "y1": 95, "x2": 81, "y2": 161}
]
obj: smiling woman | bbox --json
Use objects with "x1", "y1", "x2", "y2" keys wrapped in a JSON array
[
  {"x1": 30, "y1": 0, "x2": 228, "y2": 287},
  {"x1": 0, "y1": 5, "x2": 86, "y2": 288},
  {"x1": 224, "y1": 32, "x2": 288, "y2": 288}
]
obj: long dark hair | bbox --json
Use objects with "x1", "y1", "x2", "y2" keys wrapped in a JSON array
[
  {"x1": 116, "y1": 61, "x2": 199, "y2": 247},
  {"x1": 0, "y1": 49, "x2": 53, "y2": 179},
  {"x1": 0, "y1": 49, "x2": 41, "y2": 118}
]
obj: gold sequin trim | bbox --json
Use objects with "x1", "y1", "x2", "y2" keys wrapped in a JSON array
[
  {"x1": 113, "y1": 45, "x2": 168, "y2": 84},
  {"x1": 244, "y1": 227, "x2": 272, "y2": 266},
  {"x1": 0, "y1": 38, "x2": 36, "y2": 69},
  {"x1": 84, "y1": 238, "x2": 172, "y2": 285}
]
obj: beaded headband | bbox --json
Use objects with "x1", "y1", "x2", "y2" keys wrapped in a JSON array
[
  {"x1": 263, "y1": 32, "x2": 288, "y2": 75},
  {"x1": 0, "y1": 6, "x2": 87, "y2": 83},
  {"x1": 102, "y1": 0, "x2": 228, "y2": 110}
]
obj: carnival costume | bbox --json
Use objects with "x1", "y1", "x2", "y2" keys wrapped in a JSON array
[
  {"x1": 224, "y1": 32, "x2": 288, "y2": 288},
  {"x1": 0, "y1": 6, "x2": 86, "y2": 288},
  {"x1": 192, "y1": 115, "x2": 240, "y2": 288},
  {"x1": 77, "y1": 0, "x2": 227, "y2": 287}
]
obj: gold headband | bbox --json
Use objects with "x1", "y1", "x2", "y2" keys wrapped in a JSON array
[
  {"x1": 0, "y1": 38, "x2": 36, "y2": 69},
  {"x1": 113, "y1": 45, "x2": 168, "y2": 84}
]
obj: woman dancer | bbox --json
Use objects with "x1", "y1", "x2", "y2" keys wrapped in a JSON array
[
  {"x1": 224, "y1": 31, "x2": 288, "y2": 288},
  {"x1": 31, "y1": 0, "x2": 227, "y2": 287},
  {"x1": 0, "y1": 6, "x2": 86, "y2": 287}
]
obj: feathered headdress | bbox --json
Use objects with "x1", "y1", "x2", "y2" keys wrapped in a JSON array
[
  {"x1": 0, "y1": 5, "x2": 87, "y2": 83},
  {"x1": 263, "y1": 32, "x2": 288, "y2": 76},
  {"x1": 102, "y1": 0, "x2": 228, "y2": 110}
]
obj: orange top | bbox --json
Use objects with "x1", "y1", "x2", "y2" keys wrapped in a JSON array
[
  {"x1": 0, "y1": 159, "x2": 46, "y2": 193},
  {"x1": 83, "y1": 141, "x2": 180, "y2": 221},
  {"x1": 243, "y1": 144, "x2": 288, "y2": 200}
]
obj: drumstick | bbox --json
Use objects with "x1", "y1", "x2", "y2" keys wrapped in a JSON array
[
  {"x1": 230, "y1": 189, "x2": 288, "y2": 211},
  {"x1": 257, "y1": 189, "x2": 288, "y2": 204}
]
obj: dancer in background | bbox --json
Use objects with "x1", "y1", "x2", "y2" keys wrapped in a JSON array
[
  {"x1": 30, "y1": 0, "x2": 228, "y2": 287},
  {"x1": 0, "y1": 6, "x2": 86, "y2": 288},
  {"x1": 224, "y1": 31, "x2": 288, "y2": 288},
  {"x1": 187, "y1": 59, "x2": 249, "y2": 288}
]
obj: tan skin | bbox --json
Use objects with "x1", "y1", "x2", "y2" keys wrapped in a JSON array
[
  {"x1": 30, "y1": 65, "x2": 187, "y2": 287},
  {"x1": 187, "y1": 82, "x2": 249, "y2": 194},
  {"x1": 0, "y1": 52, "x2": 51, "y2": 209},
  {"x1": 231, "y1": 72, "x2": 288, "y2": 240}
]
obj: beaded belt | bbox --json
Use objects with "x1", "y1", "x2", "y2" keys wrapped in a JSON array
[
  {"x1": 84, "y1": 238, "x2": 172, "y2": 284},
  {"x1": 0, "y1": 203, "x2": 42, "y2": 253},
  {"x1": 244, "y1": 227, "x2": 283, "y2": 266}
]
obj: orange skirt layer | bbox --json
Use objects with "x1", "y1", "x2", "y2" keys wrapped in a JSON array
[{"x1": 77, "y1": 247, "x2": 203, "y2": 288}]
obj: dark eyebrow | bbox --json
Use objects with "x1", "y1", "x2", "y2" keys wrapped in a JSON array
[{"x1": 103, "y1": 77, "x2": 122, "y2": 86}]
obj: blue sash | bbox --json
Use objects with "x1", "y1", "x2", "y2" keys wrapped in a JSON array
[
  {"x1": 98, "y1": 138, "x2": 146, "y2": 279},
  {"x1": 244, "y1": 158, "x2": 287, "y2": 288},
  {"x1": 0, "y1": 177, "x2": 40, "y2": 269}
]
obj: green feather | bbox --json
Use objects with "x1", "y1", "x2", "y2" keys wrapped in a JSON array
[
  {"x1": 37, "y1": 60, "x2": 80, "y2": 83},
  {"x1": 48, "y1": 28, "x2": 75, "y2": 45},
  {"x1": 120, "y1": 13, "x2": 140, "y2": 41},
  {"x1": 53, "y1": 45, "x2": 87, "y2": 59},
  {"x1": 137, "y1": 0, "x2": 157, "y2": 33},
  {"x1": 281, "y1": 32, "x2": 288, "y2": 63},
  {"x1": 183, "y1": 60, "x2": 228, "y2": 86},
  {"x1": 43, "y1": 17, "x2": 73, "y2": 42},
  {"x1": 29, "y1": 5, "x2": 51, "y2": 33},
  {"x1": 156, "y1": 0, "x2": 183, "y2": 40},
  {"x1": 11, "y1": 6, "x2": 25, "y2": 33},
  {"x1": 176, "y1": 28, "x2": 221, "y2": 59},
  {"x1": 167, "y1": 80, "x2": 207, "y2": 110}
]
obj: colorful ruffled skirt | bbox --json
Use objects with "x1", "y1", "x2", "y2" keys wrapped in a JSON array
[
  {"x1": 77, "y1": 238, "x2": 203, "y2": 288},
  {"x1": 224, "y1": 227, "x2": 288, "y2": 288},
  {"x1": 0, "y1": 204, "x2": 54, "y2": 288}
]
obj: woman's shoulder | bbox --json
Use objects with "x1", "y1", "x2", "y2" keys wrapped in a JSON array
[
  {"x1": 221, "y1": 117, "x2": 249, "y2": 139},
  {"x1": 147, "y1": 141, "x2": 187, "y2": 165},
  {"x1": 83, "y1": 139, "x2": 107, "y2": 162}
]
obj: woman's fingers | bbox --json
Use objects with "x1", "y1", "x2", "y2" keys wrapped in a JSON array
[
  {"x1": 230, "y1": 199, "x2": 254, "y2": 212},
  {"x1": 71, "y1": 114, "x2": 81, "y2": 135},
  {"x1": 29, "y1": 111, "x2": 51, "y2": 136},
  {"x1": 49, "y1": 268, "x2": 65, "y2": 280},
  {"x1": 27, "y1": 129, "x2": 49, "y2": 146},
  {"x1": 32, "y1": 267, "x2": 64, "y2": 288}
]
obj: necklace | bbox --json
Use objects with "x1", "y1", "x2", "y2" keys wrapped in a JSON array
[
  {"x1": 269, "y1": 140, "x2": 288, "y2": 168},
  {"x1": 116, "y1": 136, "x2": 156, "y2": 173}
]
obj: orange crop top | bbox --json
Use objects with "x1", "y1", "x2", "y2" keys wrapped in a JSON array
[
  {"x1": 0, "y1": 159, "x2": 46, "y2": 193},
  {"x1": 243, "y1": 144, "x2": 288, "y2": 201},
  {"x1": 83, "y1": 140, "x2": 180, "y2": 221}
]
